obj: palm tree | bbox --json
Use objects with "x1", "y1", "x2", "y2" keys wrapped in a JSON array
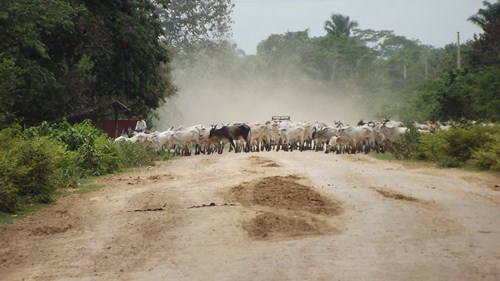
[
  {"x1": 468, "y1": 0, "x2": 500, "y2": 29},
  {"x1": 324, "y1": 14, "x2": 359, "y2": 37}
]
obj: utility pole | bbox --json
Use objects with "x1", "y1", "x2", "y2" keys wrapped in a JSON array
[
  {"x1": 424, "y1": 56, "x2": 428, "y2": 80},
  {"x1": 457, "y1": 32, "x2": 461, "y2": 69}
]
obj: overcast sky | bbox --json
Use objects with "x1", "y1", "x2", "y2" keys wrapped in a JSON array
[{"x1": 231, "y1": 0, "x2": 485, "y2": 55}]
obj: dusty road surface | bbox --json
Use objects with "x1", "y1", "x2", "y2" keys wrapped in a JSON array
[{"x1": 1, "y1": 151, "x2": 499, "y2": 281}]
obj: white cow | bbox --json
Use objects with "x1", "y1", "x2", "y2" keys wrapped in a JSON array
[
  {"x1": 169, "y1": 125, "x2": 206, "y2": 156},
  {"x1": 249, "y1": 122, "x2": 272, "y2": 152},
  {"x1": 150, "y1": 130, "x2": 174, "y2": 153},
  {"x1": 279, "y1": 123, "x2": 307, "y2": 151},
  {"x1": 325, "y1": 135, "x2": 350, "y2": 154},
  {"x1": 337, "y1": 125, "x2": 376, "y2": 153},
  {"x1": 378, "y1": 124, "x2": 408, "y2": 149},
  {"x1": 114, "y1": 132, "x2": 155, "y2": 143},
  {"x1": 268, "y1": 120, "x2": 290, "y2": 151},
  {"x1": 312, "y1": 126, "x2": 337, "y2": 151}
]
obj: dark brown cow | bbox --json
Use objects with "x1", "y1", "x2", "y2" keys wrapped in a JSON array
[{"x1": 208, "y1": 124, "x2": 251, "y2": 153}]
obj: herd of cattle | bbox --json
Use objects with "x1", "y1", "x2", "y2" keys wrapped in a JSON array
[{"x1": 114, "y1": 119, "x2": 451, "y2": 156}]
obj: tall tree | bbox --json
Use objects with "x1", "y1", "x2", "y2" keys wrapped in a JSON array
[
  {"x1": 324, "y1": 14, "x2": 358, "y2": 37},
  {"x1": 0, "y1": 0, "x2": 175, "y2": 127},
  {"x1": 76, "y1": 0, "x2": 175, "y2": 116},
  {"x1": 0, "y1": 0, "x2": 81, "y2": 126},
  {"x1": 156, "y1": 0, "x2": 234, "y2": 53},
  {"x1": 468, "y1": 0, "x2": 500, "y2": 67},
  {"x1": 468, "y1": 0, "x2": 500, "y2": 29}
]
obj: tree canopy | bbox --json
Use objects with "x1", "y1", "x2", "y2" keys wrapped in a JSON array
[
  {"x1": 0, "y1": 0, "x2": 176, "y2": 128},
  {"x1": 324, "y1": 14, "x2": 358, "y2": 37}
]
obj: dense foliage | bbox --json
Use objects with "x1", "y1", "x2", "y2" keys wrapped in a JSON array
[
  {"x1": 393, "y1": 124, "x2": 500, "y2": 170},
  {"x1": 0, "y1": 126, "x2": 68, "y2": 212},
  {"x1": 157, "y1": 0, "x2": 234, "y2": 53},
  {"x1": 0, "y1": 121, "x2": 156, "y2": 213},
  {"x1": 0, "y1": 0, "x2": 176, "y2": 128}
]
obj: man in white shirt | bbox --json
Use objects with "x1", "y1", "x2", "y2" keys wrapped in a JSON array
[{"x1": 135, "y1": 115, "x2": 147, "y2": 133}]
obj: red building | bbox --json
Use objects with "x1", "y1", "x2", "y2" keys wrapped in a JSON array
[{"x1": 102, "y1": 119, "x2": 137, "y2": 138}]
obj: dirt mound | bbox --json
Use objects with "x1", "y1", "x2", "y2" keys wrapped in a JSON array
[
  {"x1": 252, "y1": 176, "x2": 341, "y2": 215},
  {"x1": 228, "y1": 176, "x2": 343, "y2": 240},
  {"x1": 243, "y1": 212, "x2": 336, "y2": 239},
  {"x1": 373, "y1": 187, "x2": 420, "y2": 202},
  {"x1": 31, "y1": 224, "x2": 72, "y2": 236},
  {"x1": 248, "y1": 156, "x2": 281, "y2": 167}
]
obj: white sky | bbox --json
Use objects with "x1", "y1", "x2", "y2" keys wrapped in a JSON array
[{"x1": 231, "y1": 0, "x2": 485, "y2": 54}]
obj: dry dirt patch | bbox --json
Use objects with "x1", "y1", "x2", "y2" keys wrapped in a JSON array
[{"x1": 227, "y1": 175, "x2": 343, "y2": 240}]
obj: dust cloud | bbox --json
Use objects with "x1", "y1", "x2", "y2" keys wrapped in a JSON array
[{"x1": 154, "y1": 50, "x2": 373, "y2": 131}]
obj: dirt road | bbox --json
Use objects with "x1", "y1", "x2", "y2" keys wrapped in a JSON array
[{"x1": 1, "y1": 151, "x2": 499, "y2": 280}]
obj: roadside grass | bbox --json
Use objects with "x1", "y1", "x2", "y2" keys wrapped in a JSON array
[
  {"x1": 0, "y1": 176, "x2": 103, "y2": 227},
  {"x1": 369, "y1": 151, "x2": 497, "y2": 173},
  {"x1": 0, "y1": 159, "x2": 171, "y2": 228},
  {"x1": 369, "y1": 151, "x2": 437, "y2": 167},
  {"x1": 371, "y1": 152, "x2": 397, "y2": 161},
  {"x1": 0, "y1": 201, "x2": 48, "y2": 227}
]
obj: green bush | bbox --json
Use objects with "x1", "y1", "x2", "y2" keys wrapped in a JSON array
[
  {"x1": 26, "y1": 120, "x2": 123, "y2": 177},
  {"x1": 87, "y1": 135, "x2": 122, "y2": 175},
  {"x1": 393, "y1": 124, "x2": 500, "y2": 170},
  {"x1": 441, "y1": 126, "x2": 488, "y2": 162},
  {"x1": 393, "y1": 125, "x2": 421, "y2": 160},
  {"x1": 417, "y1": 131, "x2": 449, "y2": 162},
  {"x1": 470, "y1": 137, "x2": 500, "y2": 171},
  {"x1": 0, "y1": 181, "x2": 18, "y2": 213},
  {"x1": 438, "y1": 156, "x2": 463, "y2": 168},
  {"x1": 0, "y1": 121, "x2": 164, "y2": 213},
  {"x1": 117, "y1": 141, "x2": 157, "y2": 168},
  {"x1": 0, "y1": 128, "x2": 68, "y2": 212},
  {"x1": 14, "y1": 137, "x2": 68, "y2": 201}
]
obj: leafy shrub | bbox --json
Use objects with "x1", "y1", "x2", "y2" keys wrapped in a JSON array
[
  {"x1": 0, "y1": 127, "x2": 22, "y2": 212},
  {"x1": 0, "y1": 127, "x2": 68, "y2": 212},
  {"x1": 470, "y1": 136, "x2": 500, "y2": 171},
  {"x1": 86, "y1": 135, "x2": 122, "y2": 175},
  {"x1": 441, "y1": 126, "x2": 486, "y2": 162},
  {"x1": 393, "y1": 125, "x2": 421, "y2": 159},
  {"x1": 0, "y1": 181, "x2": 18, "y2": 213},
  {"x1": 25, "y1": 120, "x2": 122, "y2": 177},
  {"x1": 14, "y1": 137, "x2": 68, "y2": 202},
  {"x1": 0, "y1": 120, "x2": 163, "y2": 213},
  {"x1": 117, "y1": 141, "x2": 157, "y2": 168},
  {"x1": 439, "y1": 156, "x2": 463, "y2": 168},
  {"x1": 393, "y1": 123, "x2": 500, "y2": 170},
  {"x1": 416, "y1": 131, "x2": 449, "y2": 162}
]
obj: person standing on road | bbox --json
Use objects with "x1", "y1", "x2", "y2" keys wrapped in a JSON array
[{"x1": 135, "y1": 115, "x2": 147, "y2": 133}]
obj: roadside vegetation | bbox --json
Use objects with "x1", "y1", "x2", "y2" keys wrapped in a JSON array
[
  {"x1": 390, "y1": 123, "x2": 500, "y2": 171},
  {"x1": 0, "y1": 121, "x2": 158, "y2": 215}
]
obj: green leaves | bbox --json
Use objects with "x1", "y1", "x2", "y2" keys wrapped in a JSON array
[
  {"x1": 468, "y1": 0, "x2": 500, "y2": 29},
  {"x1": 157, "y1": 0, "x2": 234, "y2": 51},
  {"x1": 324, "y1": 14, "x2": 359, "y2": 38},
  {"x1": 0, "y1": 0, "x2": 176, "y2": 128},
  {"x1": 0, "y1": 127, "x2": 69, "y2": 212}
]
